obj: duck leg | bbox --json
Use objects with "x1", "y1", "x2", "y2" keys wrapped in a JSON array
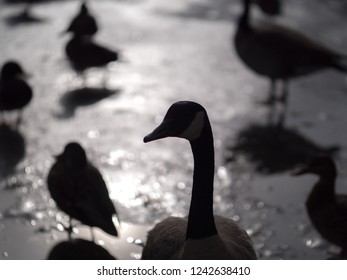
[
  {"x1": 15, "y1": 111, "x2": 23, "y2": 128},
  {"x1": 80, "y1": 71, "x2": 88, "y2": 87},
  {"x1": 66, "y1": 216, "x2": 74, "y2": 241},
  {"x1": 90, "y1": 227, "x2": 95, "y2": 242},
  {"x1": 277, "y1": 79, "x2": 289, "y2": 126},
  {"x1": 101, "y1": 70, "x2": 110, "y2": 89},
  {"x1": 279, "y1": 79, "x2": 289, "y2": 105},
  {"x1": 263, "y1": 79, "x2": 277, "y2": 105}
]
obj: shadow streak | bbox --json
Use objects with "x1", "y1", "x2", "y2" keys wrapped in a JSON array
[
  {"x1": 4, "y1": 12, "x2": 47, "y2": 26},
  {"x1": 225, "y1": 123, "x2": 339, "y2": 174},
  {"x1": 0, "y1": 123, "x2": 26, "y2": 177},
  {"x1": 47, "y1": 238, "x2": 116, "y2": 260},
  {"x1": 56, "y1": 86, "x2": 120, "y2": 119}
]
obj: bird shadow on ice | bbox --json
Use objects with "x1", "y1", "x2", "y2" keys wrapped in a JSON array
[
  {"x1": 54, "y1": 87, "x2": 120, "y2": 119},
  {"x1": 224, "y1": 123, "x2": 340, "y2": 174},
  {"x1": 47, "y1": 238, "x2": 117, "y2": 260},
  {"x1": 0, "y1": 123, "x2": 26, "y2": 177},
  {"x1": 3, "y1": 11, "x2": 47, "y2": 26}
]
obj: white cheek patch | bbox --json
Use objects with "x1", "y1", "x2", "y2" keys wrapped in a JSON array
[{"x1": 179, "y1": 111, "x2": 205, "y2": 141}]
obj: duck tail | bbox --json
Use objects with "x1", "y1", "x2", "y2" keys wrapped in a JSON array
[{"x1": 333, "y1": 55, "x2": 347, "y2": 72}]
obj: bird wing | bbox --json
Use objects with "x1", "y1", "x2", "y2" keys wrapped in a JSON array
[{"x1": 85, "y1": 163, "x2": 118, "y2": 217}]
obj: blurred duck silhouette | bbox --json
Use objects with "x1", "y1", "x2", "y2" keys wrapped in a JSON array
[
  {"x1": 141, "y1": 101, "x2": 257, "y2": 260},
  {"x1": 63, "y1": 1, "x2": 98, "y2": 38},
  {"x1": 47, "y1": 142, "x2": 119, "y2": 240},
  {"x1": 234, "y1": 0, "x2": 347, "y2": 105},
  {"x1": 0, "y1": 61, "x2": 33, "y2": 127},
  {"x1": 292, "y1": 157, "x2": 347, "y2": 259},
  {"x1": 65, "y1": 36, "x2": 119, "y2": 83},
  {"x1": 63, "y1": 2, "x2": 119, "y2": 86},
  {"x1": 4, "y1": 0, "x2": 45, "y2": 24},
  {"x1": 47, "y1": 238, "x2": 116, "y2": 260}
]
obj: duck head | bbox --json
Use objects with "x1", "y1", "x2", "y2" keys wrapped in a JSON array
[
  {"x1": 1, "y1": 61, "x2": 27, "y2": 81},
  {"x1": 56, "y1": 142, "x2": 87, "y2": 169},
  {"x1": 80, "y1": 1, "x2": 89, "y2": 15},
  {"x1": 144, "y1": 101, "x2": 207, "y2": 143},
  {"x1": 255, "y1": 0, "x2": 281, "y2": 16},
  {"x1": 292, "y1": 156, "x2": 337, "y2": 177}
]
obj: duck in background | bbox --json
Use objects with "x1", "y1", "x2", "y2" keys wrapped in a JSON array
[
  {"x1": 141, "y1": 101, "x2": 257, "y2": 260},
  {"x1": 47, "y1": 142, "x2": 119, "y2": 240},
  {"x1": 63, "y1": 1, "x2": 98, "y2": 38},
  {"x1": 234, "y1": 0, "x2": 347, "y2": 106},
  {"x1": 65, "y1": 35, "x2": 119, "y2": 81},
  {"x1": 0, "y1": 61, "x2": 33, "y2": 127},
  {"x1": 292, "y1": 157, "x2": 347, "y2": 259},
  {"x1": 64, "y1": 14, "x2": 119, "y2": 86}
]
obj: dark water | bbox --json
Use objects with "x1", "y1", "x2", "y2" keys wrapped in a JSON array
[{"x1": 0, "y1": 0, "x2": 346, "y2": 259}]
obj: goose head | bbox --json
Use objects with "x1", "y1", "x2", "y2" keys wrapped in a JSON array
[
  {"x1": 56, "y1": 142, "x2": 87, "y2": 170},
  {"x1": 144, "y1": 101, "x2": 207, "y2": 143},
  {"x1": 292, "y1": 156, "x2": 337, "y2": 178},
  {"x1": 1, "y1": 61, "x2": 27, "y2": 81}
]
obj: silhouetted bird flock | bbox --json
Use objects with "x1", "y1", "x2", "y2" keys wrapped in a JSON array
[{"x1": 1, "y1": 0, "x2": 346, "y2": 260}]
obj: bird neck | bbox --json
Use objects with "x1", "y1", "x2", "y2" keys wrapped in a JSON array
[
  {"x1": 186, "y1": 118, "x2": 217, "y2": 240},
  {"x1": 239, "y1": 0, "x2": 252, "y2": 29},
  {"x1": 307, "y1": 173, "x2": 336, "y2": 207}
]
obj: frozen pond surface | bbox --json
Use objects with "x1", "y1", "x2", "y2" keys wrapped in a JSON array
[{"x1": 0, "y1": 0, "x2": 347, "y2": 259}]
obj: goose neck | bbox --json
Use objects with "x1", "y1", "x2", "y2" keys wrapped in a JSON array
[
  {"x1": 239, "y1": 0, "x2": 252, "y2": 29},
  {"x1": 186, "y1": 118, "x2": 217, "y2": 240}
]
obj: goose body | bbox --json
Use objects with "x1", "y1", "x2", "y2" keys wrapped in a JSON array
[
  {"x1": 47, "y1": 142, "x2": 118, "y2": 238},
  {"x1": 0, "y1": 61, "x2": 33, "y2": 124},
  {"x1": 141, "y1": 101, "x2": 257, "y2": 260},
  {"x1": 292, "y1": 157, "x2": 347, "y2": 257},
  {"x1": 234, "y1": 0, "x2": 347, "y2": 104},
  {"x1": 65, "y1": 1, "x2": 98, "y2": 38}
]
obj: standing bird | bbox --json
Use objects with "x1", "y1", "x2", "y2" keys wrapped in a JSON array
[
  {"x1": 0, "y1": 61, "x2": 33, "y2": 126},
  {"x1": 141, "y1": 101, "x2": 257, "y2": 260},
  {"x1": 47, "y1": 142, "x2": 119, "y2": 240},
  {"x1": 292, "y1": 157, "x2": 347, "y2": 259},
  {"x1": 65, "y1": 35, "x2": 118, "y2": 76},
  {"x1": 64, "y1": 1, "x2": 98, "y2": 38},
  {"x1": 234, "y1": 0, "x2": 347, "y2": 105}
]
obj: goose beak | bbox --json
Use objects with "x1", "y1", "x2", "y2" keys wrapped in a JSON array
[{"x1": 144, "y1": 120, "x2": 173, "y2": 143}]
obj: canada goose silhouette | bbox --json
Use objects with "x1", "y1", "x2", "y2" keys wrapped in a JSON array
[
  {"x1": 47, "y1": 142, "x2": 119, "y2": 240},
  {"x1": 234, "y1": 0, "x2": 347, "y2": 105},
  {"x1": 0, "y1": 61, "x2": 33, "y2": 126},
  {"x1": 141, "y1": 101, "x2": 257, "y2": 260},
  {"x1": 292, "y1": 157, "x2": 347, "y2": 259},
  {"x1": 64, "y1": 1, "x2": 98, "y2": 38}
]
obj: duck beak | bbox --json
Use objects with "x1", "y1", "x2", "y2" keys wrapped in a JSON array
[
  {"x1": 21, "y1": 72, "x2": 31, "y2": 79},
  {"x1": 291, "y1": 165, "x2": 308, "y2": 176},
  {"x1": 144, "y1": 120, "x2": 173, "y2": 143},
  {"x1": 53, "y1": 153, "x2": 63, "y2": 160}
]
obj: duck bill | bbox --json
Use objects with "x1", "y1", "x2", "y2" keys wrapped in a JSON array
[
  {"x1": 53, "y1": 153, "x2": 63, "y2": 160},
  {"x1": 21, "y1": 72, "x2": 31, "y2": 79},
  {"x1": 291, "y1": 166, "x2": 308, "y2": 176},
  {"x1": 144, "y1": 120, "x2": 173, "y2": 143}
]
